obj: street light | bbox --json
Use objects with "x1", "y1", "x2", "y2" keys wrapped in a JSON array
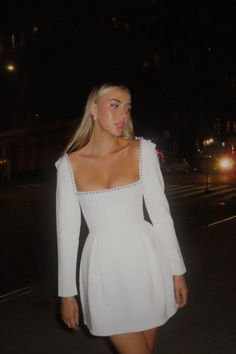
[
  {"x1": 6, "y1": 64, "x2": 15, "y2": 71},
  {"x1": 203, "y1": 138, "x2": 214, "y2": 146}
]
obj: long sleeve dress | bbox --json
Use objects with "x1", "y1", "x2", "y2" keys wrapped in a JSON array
[{"x1": 55, "y1": 138, "x2": 186, "y2": 336}]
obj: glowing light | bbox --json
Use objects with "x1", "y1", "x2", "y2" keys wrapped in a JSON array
[
  {"x1": 33, "y1": 25, "x2": 39, "y2": 33},
  {"x1": 6, "y1": 65, "x2": 15, "y2": 71},
  {"x1": 203, "y1": 138, "x2": 214, "y2": 146},
  {"x1": 220, "y1": 159, "x2": 232, "y2": 169}
]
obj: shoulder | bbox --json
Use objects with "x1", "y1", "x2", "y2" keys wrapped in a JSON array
[
  {"x1": 141, "y1": 138, "x2": 157, "y2": 155},
  {"x1": 120, "y1": 138, "x2": 140, "y2": 160},
  {"x1": 123, "y1": 137, "x2": 157, "y2": 157},
  {"x1": 127, "y1": 138, "x2": 140, "y2": 151},
  {"x1": 55, "y1": 154, "x2": 67, "y2": 170}
]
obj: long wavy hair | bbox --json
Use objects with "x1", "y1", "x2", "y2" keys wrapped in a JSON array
[{"x1": 64, "y1": 83, "x2": 135, "y2": 153}]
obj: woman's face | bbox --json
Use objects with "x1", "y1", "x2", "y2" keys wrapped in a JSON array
[{"x1": 91, "y1": 88, "x2": 131, "y2": 137}]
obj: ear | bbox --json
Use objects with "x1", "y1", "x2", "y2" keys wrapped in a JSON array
[{"x1": 90, "y1": 103, "x2": 98, "y2": 117}]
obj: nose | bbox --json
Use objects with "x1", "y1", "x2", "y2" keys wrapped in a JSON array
[{"x1": 120, "y1": 106, "x2": 129, "y2": 119}]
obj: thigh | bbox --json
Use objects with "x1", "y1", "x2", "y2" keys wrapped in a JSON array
[
  {"x1": 143, "y1": 327, "x2": 158, "y2": 352},
  {"x1": 109, "y1": 331, "x2": 151, "y2": 354}
]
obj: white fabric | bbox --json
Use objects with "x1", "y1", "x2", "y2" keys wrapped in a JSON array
[{"x1": 55, "y1": 138, "x2": 186, "y2": 336}]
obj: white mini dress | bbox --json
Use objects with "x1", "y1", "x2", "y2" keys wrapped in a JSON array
[{"x1": 55, "y1": 139, "x2": 186, "y2": 336}]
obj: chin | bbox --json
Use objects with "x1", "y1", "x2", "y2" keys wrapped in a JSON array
[{"x1": 110, "y1": 129, "x2": 123, "y2": 137}]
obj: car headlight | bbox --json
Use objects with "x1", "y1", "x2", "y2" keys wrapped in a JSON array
[{"x1": 220, "y1": 159, "x2": 232, "y2": 168}]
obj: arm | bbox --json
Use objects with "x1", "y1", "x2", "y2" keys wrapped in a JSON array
[
  {"x1": 142, "y1": 140, "x2": 186, "y2": 275},
  {"x1": 142, "y1": 141, "x2": 188, "y2": 307},
  {"x1": 56, "y1": 156, "x2": 81, "y2": 296},
  {"x1": 56, "y1": 156, "x2": 81, "y2": 329}
]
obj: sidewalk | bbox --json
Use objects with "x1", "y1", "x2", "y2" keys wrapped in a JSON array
[{"x1": 1, "y1": 219, "x2": 235, "y2": 354}]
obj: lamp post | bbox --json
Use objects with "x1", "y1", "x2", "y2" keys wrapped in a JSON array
[
  {"x1": 204, "y1": 168, "x2": 211, "y2": 194},
  {"x1": 202, "y1": 138, "x2": 214, "y2": 194}
]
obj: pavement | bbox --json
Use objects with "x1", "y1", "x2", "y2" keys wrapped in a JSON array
[{"x1": 1, "y1": 212, "x2": 235, "y2": 354}]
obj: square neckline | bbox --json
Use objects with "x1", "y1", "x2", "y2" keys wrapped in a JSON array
[{"x1": 65, "y1": 138, "x2": 143, "y2": 195}]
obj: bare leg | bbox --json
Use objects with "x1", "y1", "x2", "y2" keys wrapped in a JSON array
[
  {"x1": 143, "y1": 327, "x2": 158, "y2": 353},
  {"x1": 109, "y1": 331, "x2": 151, "y2": 354}
]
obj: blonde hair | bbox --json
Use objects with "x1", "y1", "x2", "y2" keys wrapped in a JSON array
[{"x1": 64, "y1": 83, "x2": 135, "y2": 153}]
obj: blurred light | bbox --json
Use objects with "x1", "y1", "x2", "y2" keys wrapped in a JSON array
[
  {"x1": 112, "y1": 17, "x2": 118, "y2": 29},
  {"x1": 203, "y1": 138, "x2": 214, "y2": 146},
  {"x1": 220, "y1": 159, "x2": 232, "y2": 169},
  {"x1": 0, "y1": 159, "x2": 7, "y2": 165},
  {"x1": 11, "y1": 33, "x2": 15, "y2": 49},
  {"x1": 124, "y1": 23, "x2": 129, "y2": 31},
  {"x1": 33, "y1": 25, "x2": 39, "y2": 33},
  {"x1": 208, "y1": 47, "x2": 211, "y2": 52},
  {"x1": 6, "y1": 64, "x2": 15, "y2": 71},
  {"x1": 222, "y1": 142, "x2": 226, "y2": 147},
  {"x1": 153, "y1": 54, "x2": 160, "y2": 68}
]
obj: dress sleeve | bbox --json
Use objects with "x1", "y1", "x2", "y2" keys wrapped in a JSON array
[
  {"x1": 142, "y1": 140, "x2": 186, "y2": 275},
  {"x1": 55, "y1": 156, "x2": 81, "y2": 297}
]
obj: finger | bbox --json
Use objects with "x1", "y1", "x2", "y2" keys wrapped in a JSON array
[
  {"x1": 67, "y1": 321, "x2": 72, "y2": 328},
  {"x1": 175, "y1": 290, "x2": 182, "y2": 306},
  {"x1": 178, "y1": 290, "x2": 188, "y2": 308},
  {"x1": 70, "y1": 318, "x2": 79, "y2": 331}
]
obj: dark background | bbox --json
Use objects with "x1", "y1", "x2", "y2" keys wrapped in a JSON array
[
  {"x1": 1, "y1": 3, "x2": 236, "y2": 353},
  {"x1": 1, "y1": 0, "x2": 236, "y2": 174}
]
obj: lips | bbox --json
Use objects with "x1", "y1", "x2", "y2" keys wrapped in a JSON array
[{"x1": 115, "y1": 122, "x2": 125, "y2": 129}]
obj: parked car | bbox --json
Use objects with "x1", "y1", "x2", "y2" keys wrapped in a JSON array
[
  {"x1": 162, "y1": 158, "x2": 190, "y2": 174},
  {"x1": 190, "y1": 153, "x2": 236, "y2": 174}
]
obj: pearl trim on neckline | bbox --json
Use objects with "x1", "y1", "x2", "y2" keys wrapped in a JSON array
[{"x1": 65, "y1": 138, "x2": 143, "y2": 195}]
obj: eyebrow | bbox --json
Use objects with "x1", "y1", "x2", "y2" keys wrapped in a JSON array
[{"x1": 108, "y1": 99, "x2": 132, "y2": 105}]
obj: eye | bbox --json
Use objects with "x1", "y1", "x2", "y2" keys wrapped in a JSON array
[
  {"x1": 110, "y1": 103, "x2": 119, "y2": 109},
  {"x1": 126, "y1": 107, "x2": 132, "y2": 113}
]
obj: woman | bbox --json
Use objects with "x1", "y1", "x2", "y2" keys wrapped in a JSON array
[{"x1": 55, "y1": 83, "x2": 188, "y2": 354}]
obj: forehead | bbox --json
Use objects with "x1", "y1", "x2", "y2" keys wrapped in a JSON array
[{"x1": 100, "y1": 88, "x2": 131, "y2": 103}]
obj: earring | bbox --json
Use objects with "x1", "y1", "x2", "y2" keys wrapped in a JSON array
[{"x1": 93, "y1": 116, "x2": 97, "y2": 120}]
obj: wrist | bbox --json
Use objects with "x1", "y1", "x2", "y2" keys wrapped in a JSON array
[
  {"x1": 61, "y1": 296, "x2": 74, "y2": 303},
  {"x1": 173, "y1": 274, "x2": 185, "y2": 279}
]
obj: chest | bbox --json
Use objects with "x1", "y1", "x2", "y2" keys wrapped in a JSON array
[{"x1": 72, "y1": 149, "x2": 139, "y2": 192}]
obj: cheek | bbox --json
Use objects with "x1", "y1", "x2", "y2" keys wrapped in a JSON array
[{"x1": 99, "y1": 104, "x2": 115, "y2": 121}]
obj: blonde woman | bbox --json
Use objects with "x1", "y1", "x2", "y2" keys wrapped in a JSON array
[{"x1": 55, "y1": 83, "x2": 188, "y2": 354}]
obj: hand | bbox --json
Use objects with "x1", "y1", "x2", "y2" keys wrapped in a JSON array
[
  {"x1": 173, "y1": 275, "x2": 188, "y2": 309},
  {"x1": 61, "y1": 296, "x2": 80, "y2": 331}
]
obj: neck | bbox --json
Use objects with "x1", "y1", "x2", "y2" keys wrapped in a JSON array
[{"x1": 88, "y1": 130, "x2": 123, "y2": 157}]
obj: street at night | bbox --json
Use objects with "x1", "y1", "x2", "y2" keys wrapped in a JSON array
[
  {"x1": 0, "y1": 171, "x2": 235, "y2": 353},
  {"x1": 1, "y1": 1, "x2": 236, "y2": 353}
]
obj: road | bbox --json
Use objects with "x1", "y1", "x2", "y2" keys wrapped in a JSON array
[{"x1": 0, "y1": 172, "x2": 235, "y2": 353}]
